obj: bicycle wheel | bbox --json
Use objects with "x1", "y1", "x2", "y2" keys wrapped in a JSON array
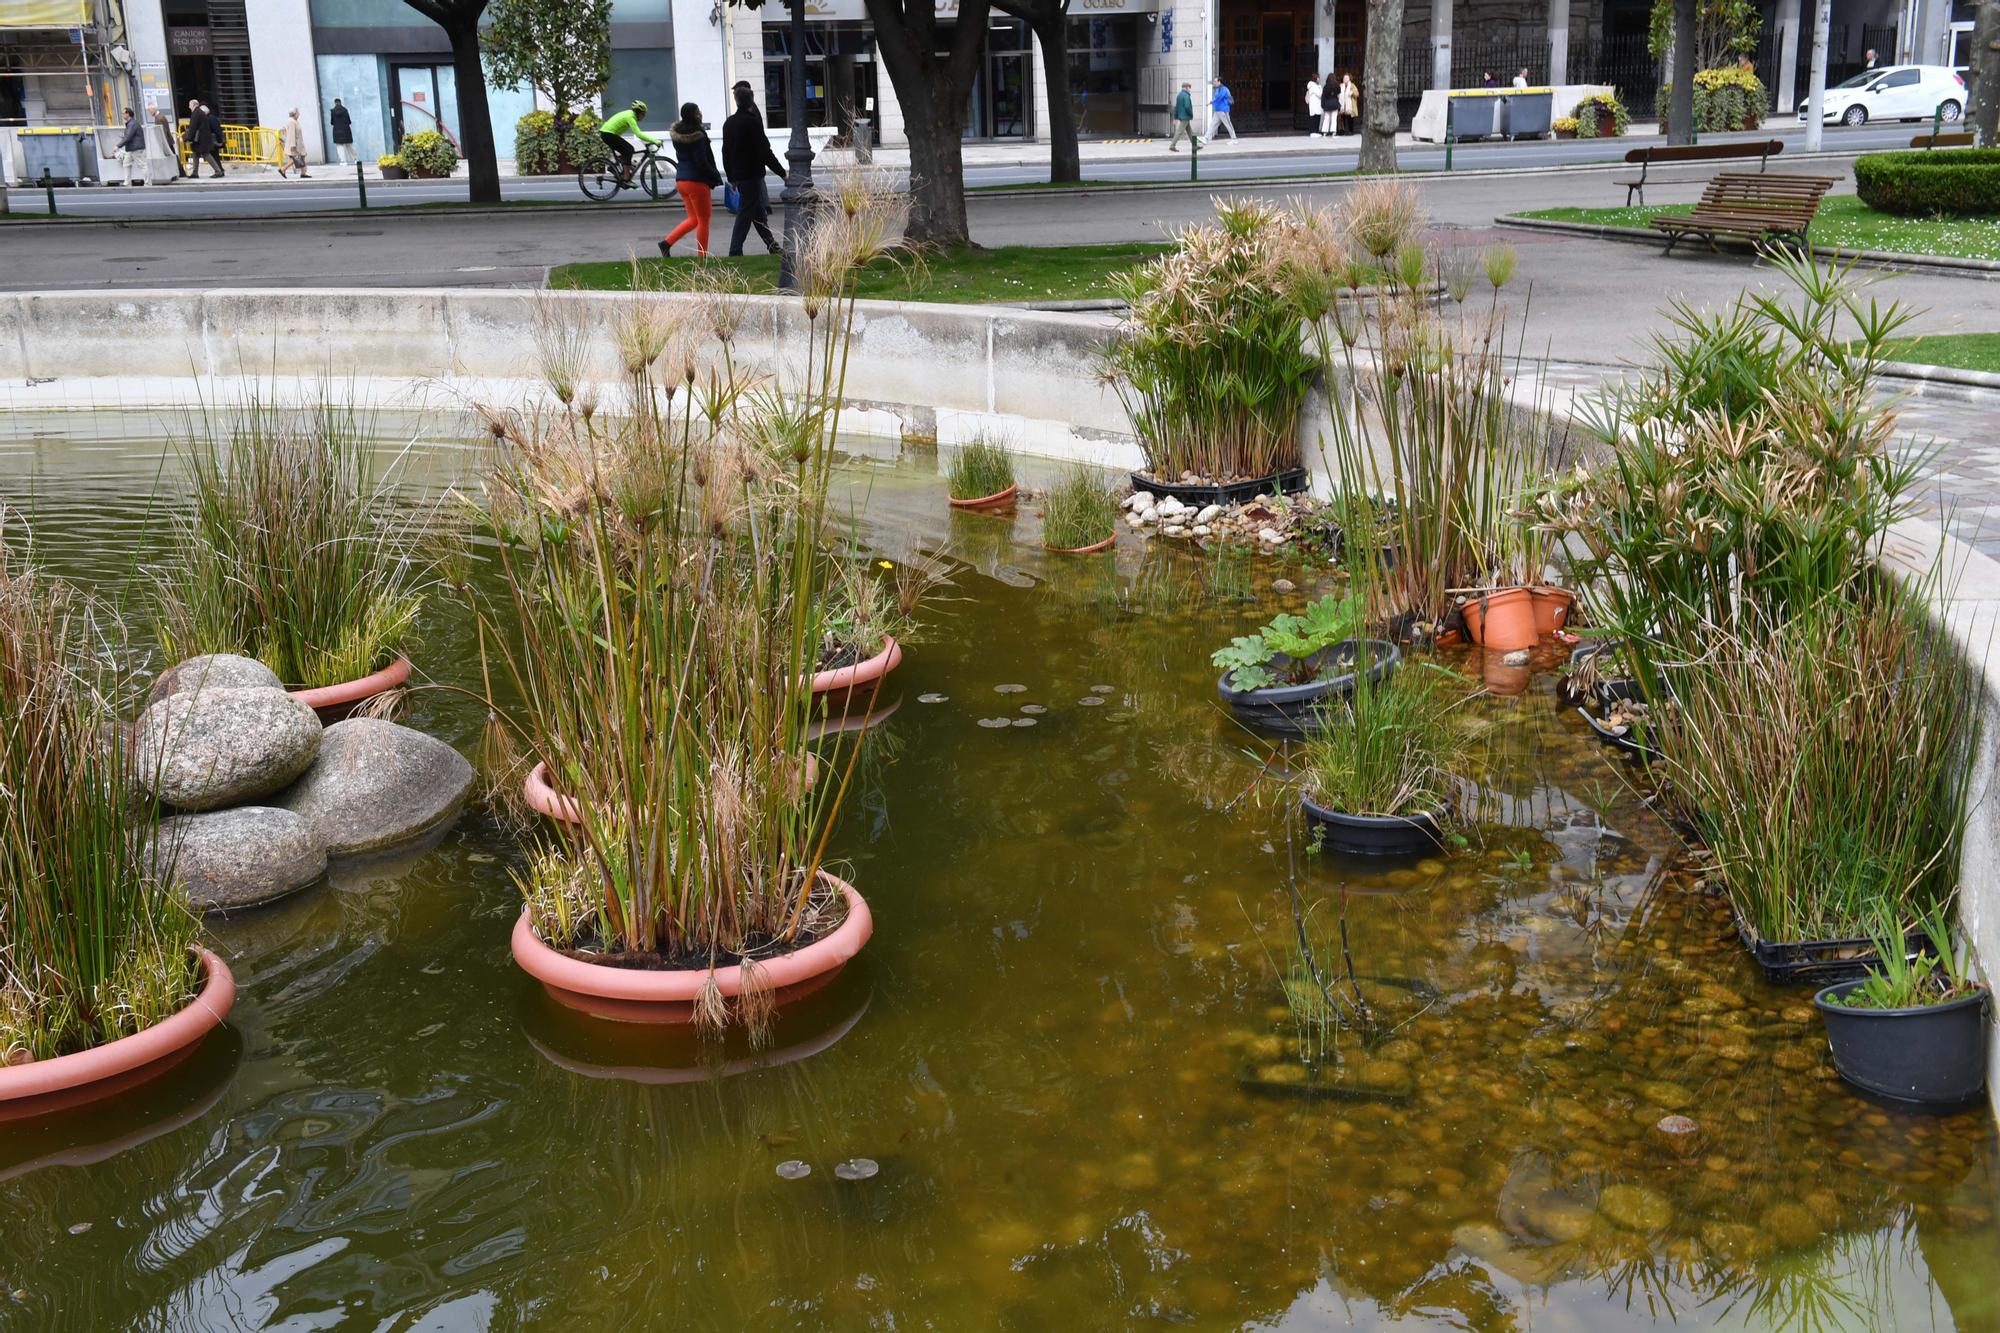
[
  {"x1": 578, "y1": 164, "x2": 623, "y2": 201},
  {"x1": 638, "y1": 158, "x2": 665, "y2": 201}
]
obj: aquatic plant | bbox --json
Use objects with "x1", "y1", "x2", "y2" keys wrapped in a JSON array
[
  {"x1": 1823, "y1": 907, "x2": 1980, "y2": 1010},
  {"x1": 1211, "y1": 592, "x2": 1364, "y2": 690},
  {"x1": 1662, "y1": 595, "x2": 1977, "y2": 943},
  {"x1": 1103, "y1": 199, "x2": 1319, "y2": 485},
  {"x1": 1298, "y1": 660, "x2": 1466, "y2": 821},
  {"x1": 943, "y1": 436, "x2": 1015, "y2": 501},
  {"x1": 153, "y1": 398, "x2": 434, "y2": 688},
  {"x1": 1040, "y1": 466, "x2": 1119, "y2": 551},
  {"x1": 1, "y1": 517, "x2": 197, "y2": 1063}
]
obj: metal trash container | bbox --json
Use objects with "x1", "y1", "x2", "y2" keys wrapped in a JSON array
[
  {"x1": 1445, "y1": 94, "x2": 1497, "y2": 140},
  {"x1": 1497, "y1": 91, "x2": 1554, "y2": 140},
  {"x1": 19, "y1": 129, "x2": 95, "y2": 184}
]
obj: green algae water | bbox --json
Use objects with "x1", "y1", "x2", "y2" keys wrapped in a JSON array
[{"x1": 2, "y1": 414, "x2": 1998, "y2": 1330}]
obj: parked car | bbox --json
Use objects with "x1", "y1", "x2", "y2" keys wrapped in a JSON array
[{"x1": 1799, "y1": 65, "x2": 1968, "y2": 126}]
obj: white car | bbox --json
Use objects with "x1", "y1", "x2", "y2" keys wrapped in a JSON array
[{"x1": 1800, "y1": 64, "x2": 1968, "y2": 126}]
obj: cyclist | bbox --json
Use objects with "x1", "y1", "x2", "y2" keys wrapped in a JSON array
[{"x1": 598, "y1": 100, "x2": 660, "y2": 186}]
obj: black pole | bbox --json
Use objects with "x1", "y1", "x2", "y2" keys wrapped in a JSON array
[{"x1": 776, "y1": 0, "x2": 817, "y2": 293}]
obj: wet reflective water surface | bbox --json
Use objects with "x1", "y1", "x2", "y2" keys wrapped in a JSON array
[{"x1": 2, "y1": 414, "x2": 1997, "y2": 1330}]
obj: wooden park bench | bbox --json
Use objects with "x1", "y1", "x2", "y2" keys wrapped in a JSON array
[
  {"x1": 1909, "y1": 131, "x2": 1975, "y2": 149},
  {"x1": 1651, "y1": 172, "x2": 1839, "y2": 255},
  {"x1": 1617, "y1": 139, "x2": 1785, "y2": 206}
]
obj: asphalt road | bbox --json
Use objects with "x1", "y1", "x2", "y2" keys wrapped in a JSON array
[{"x1": 2, "y1": 121, "x2": 1919, "y2": 221}]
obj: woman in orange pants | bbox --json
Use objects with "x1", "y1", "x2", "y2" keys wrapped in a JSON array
[{"x1": 660, "y1": 102, "x2": 723, "y2": 257}]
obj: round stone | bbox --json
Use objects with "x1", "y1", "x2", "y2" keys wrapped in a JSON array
[
  {"x1": 1598, "y1": 1184, "x2": 1672, "y2": 1232},
  {"x1": 135, "y1": 687, "x2": 324, "y2": 812},
  {"x1": 274, "y1": 718, "x2": 473, "y2": 856},
  {"x1": 155, "y1": 806, "x2": 328, "y2": 913},
  {"x1": 148, "y1": 653, "x2": 284, "y2": 706}
]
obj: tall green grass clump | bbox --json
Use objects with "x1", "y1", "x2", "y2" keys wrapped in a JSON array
[
  {"x1": 1, "y1": 518, "x2": 197, "y2": 1064},
  {"x1": 154, "y1": 399, "x2": 434, "y2": 688},
  {"x1": 944, "y1": 436, "x2": 1016, "y2": 501},
  {"x1": 1104, "y1": 199, "x2": 1322, "y2": 485},
  {"x1": 1300, "y1": 662, "x2": 1466, "y2": 821},
  {"x1": 1041, "y1": 466, "x2": 1120, "y2": 550}
]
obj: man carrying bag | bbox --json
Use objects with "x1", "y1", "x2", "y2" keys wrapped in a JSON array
[{"x1": 722, "y1": 81, "x2": 786, "y2": 257}]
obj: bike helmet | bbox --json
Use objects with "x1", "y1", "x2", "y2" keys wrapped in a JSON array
[{"x1": 629, "y1": 100, "x2": 648, "y2": 116}]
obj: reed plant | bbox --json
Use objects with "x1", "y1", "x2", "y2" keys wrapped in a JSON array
[
  {"x1": 1041, "y1": 466, "x2": 1120, "y2": 550},
  {"x1": 1299, "y1": 661, "x2": 1467, "y2": 821},
  {"x1": 944, "y1": 436, "x2": 1016, "y2": 501},
  {"x1": 1, "y1": 517, "x2": 197, "y2": 1064},
  {"x1": 1661, "y1": 593, "x2": 1976, "y2": 943},
  {"x1": 1104, "y1": 200, "x2": 1320, "y2": 484},
  {"x1": 472, "y1": 172, "x2": 906, "y2": 1033},
  {"x1": 154, "y1": 398, "x2": 434, "y2": 688}
]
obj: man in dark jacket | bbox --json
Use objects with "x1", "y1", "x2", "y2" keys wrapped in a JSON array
[
  {"x1": 330, "y1": 98, "x2": 354, "y2": 165},
  {"x1": 115, "y1": 108, "x2": 147, "y2": 186},
  {"x1": 189, "y1": 100, "x2": 224, "y2": 177},
  {"x1": 720, "y1": 82, "x2": 786, "y2": 256}
]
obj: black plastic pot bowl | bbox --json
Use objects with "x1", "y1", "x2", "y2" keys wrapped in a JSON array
[
  {"x1": 1217, "y1": 639, "x2": 1401, "y2": 737},
  {"x1": 1132, "y1": 468, "x2": 1308, "y2": 508},
  {"x1": 1813, "y1": 981, "x2": 1991, "y2": 1109},
  {"x1": 1300, "y1": 792, "x2": 1445, "y2": 856}
]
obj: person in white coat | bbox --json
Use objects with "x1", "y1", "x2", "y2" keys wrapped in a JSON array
[{"x1": 1305, "y1": 76, "x2": 1325, "y2": 137}]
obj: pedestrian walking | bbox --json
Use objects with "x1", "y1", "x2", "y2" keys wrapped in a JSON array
[
  {"x1": 722, "y1": 81, "x2": 785, "y2": 256},
  {"x1": 1319, "y1": 72, "x2": 1336, "y2": 134},
  {"x1": 115, "y1": 108, "x2": 146, "y2": 186},
  {"x1": 330, "y1": 98, "x2": 355, "y2": 165},
  {"x1": 1305, "y1": 75, "x2": 1324, "y2": 136},
  {"x1": 278, "y1": 109, "x2": 310, "y2": 178},
  {"x1": 1337, "y1": 72, "x2": 1359, "y2": 135},
  {"x1": 190, "y1": 100, "x2": 224, "y2": 177},
  {"x1": 1481, "y1": 71, "x2": 1497, "y2": 88},
  {"x1": 1209, "y1": 77, "x2": 1237, "y2": 142},
  {"x1": 152, "y1": 107, "x2": 185, "y2": 177},
  {"x1": 1168, "y1": 82, "x2": 1199, "y2": 150},
  {"x1": 659, "y1": 102, "x2": 722, "y2": 258},
  {"x1": 1512, "y1": 68, "x2": 1530, "y2": 89}
]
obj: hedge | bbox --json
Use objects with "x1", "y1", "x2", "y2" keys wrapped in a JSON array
[
  {"x1": 515, "y1": 109, "x2": 611, "y2": 175},
  {"x1": 1854, "y1": 149, "x2": 2000, "y2": 217}
]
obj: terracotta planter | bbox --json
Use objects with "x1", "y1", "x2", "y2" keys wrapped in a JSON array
[
  {"x1": 511, "y1": 874, "x2": 873, "y2": 1023},
  {"x1": 1480, "y1": 649, "x2": 1531, "y2": 698},
  {"x1": 379, "y1": 165, "x2": 408, "y2": 180},
  {"x1": 0, "y1": 948, "x2": 235, "y2": 1122},
  {"x1": 1046, "y1": 534, "x2": 1116, "y2": 554},
  {"x1": 525, "y1": 985, "x2": 869, "y2": 1085},
  {"x1": 526, "y1": 754, "x2": 817, "y2": 826},
  {"x1": 1529, "y1": 587, "x2": 1574, "y2": 636},
  {"x1": 949, "y1": 484, "x2": 1018, "y2": 511},
  {"x1": 1554, "y1": 127, "x2": 1578, "y2": 139},
  {"x1": 812, "y1": 635, "x2": 902, "y2": 698},
  {"x1": 1462, "y1": 588, "x2": 1538, "y2": 652},
  {"x1": 290, "y1": 654, "x2": 412, "y2": 712}
]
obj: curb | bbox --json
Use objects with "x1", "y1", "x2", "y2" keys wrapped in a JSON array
[
  {"x1": 0, "y1": 196, "x2": 680, "y2": 231},
  {"x1": 1493, "y1": 214, "x2": 2000, "y2": 279},
  {"x1": 1878, "y1": 360, "x2": 2000, "y2": 393}
]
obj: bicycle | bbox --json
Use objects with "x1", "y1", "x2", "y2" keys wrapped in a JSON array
[{"x1": 579, "y1": 141, "x2": 671, "y2": 202}]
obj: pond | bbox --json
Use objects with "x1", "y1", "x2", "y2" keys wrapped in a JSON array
[{"x1": 2, "y1": 412, "x2": 1997, "y2": 1330}]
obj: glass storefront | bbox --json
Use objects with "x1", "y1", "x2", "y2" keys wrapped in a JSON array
[
  {"x1": 1067, "y1": 16, "x2": 1137, "y2": 137},
  {"x1": 763, "y1": 22, "x2": 879, "y2": 144}
]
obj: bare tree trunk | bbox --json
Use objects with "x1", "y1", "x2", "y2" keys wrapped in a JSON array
[
  {"x1": 1029, "y1": 13, "x2": 1081, "y2": 183},
  {"x1": 1359, "y1": 0, "x2": 1405, "y2": 173},
  {"x1": 906, "y1": 80, "x2": 972, "y2": 245},
  {"x1": 868, "y1": 0, "x2": 991, "y2": 250},
  {"x1": 1667, "y1": 0, "x2": 1697, "y2": 145},
  {"x1": 445, "y1": 18, "x2": 501, "y2": 203},
  {"x1": 1971, "y1": 0, "x2": 2000, "y2": 147}
]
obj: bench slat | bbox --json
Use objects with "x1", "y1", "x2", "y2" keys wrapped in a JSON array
[{"x1": 1649, "y1": 172, "x2": 1835, "y2": 253}]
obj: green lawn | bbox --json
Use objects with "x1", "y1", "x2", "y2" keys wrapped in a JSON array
[
  {"x1": 1875, "y1": 332, "x2": 2000, "y2": 373},
  {"x1": 1514, "y1": 195, "x2": 2000, "y2": 262},
  {"x1": 549, "y1": 241, "x2": 1170, "y2": 303}
]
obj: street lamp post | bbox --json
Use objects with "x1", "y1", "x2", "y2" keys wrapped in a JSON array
[{"x1": 777, "y1": 0, "x2": 817, "y2": 292}]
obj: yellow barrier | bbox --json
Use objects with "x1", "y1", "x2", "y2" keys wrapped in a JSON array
[{"x1": 176, "y1": 120, "x2": 281, "y2": 165}]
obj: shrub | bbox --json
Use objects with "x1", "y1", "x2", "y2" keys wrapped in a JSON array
[
  {"x1": 376, "y1": 153, "x2": 402, "y2": 170},
  {"x1": 1213, "y1": 593, "x2": 1365, "y2": 691},
  {"x1": 944, "y1": 435, "x2": 1015, "y2": 500},
  {"x1": 398, "y1": 129, "x2": 459, "y2": 178},
  {"x1": 1300, "y1": 660, "x2": 1467, "y2": 822},
  {"x1": 1854, "y1": 149, "x2": 2000, "y2": 217},
  {"x1": 1553, "y1": 116, "x2": 1581, "y2": 135},
  {"x1": 515, "y1": 108, "x2": 610, "y2": 175},
  {"x1": 1661, "y1": 67, "x2": 1766, "y2": 132},
  {"x1": 1572, "y1": 92, "x2": 1629, "y2": 138},
  {"x1": 1041, "y1": 466, "x2": 1119, "y2": 550}
]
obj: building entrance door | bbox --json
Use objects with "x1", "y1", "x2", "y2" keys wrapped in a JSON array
[
  {"x1": 1218, "y1": 0, "x2": 1313, "y2": 132},
  {"x1": 389, "y1": 63, "x2": 456, "y2": 149}
]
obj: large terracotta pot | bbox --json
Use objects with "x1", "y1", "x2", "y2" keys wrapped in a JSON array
[
  {"x1": 949, "y1": 484, "x2": 1018, "y2": 511},
  {"x1": 290, "y1": 654, "x2": 412, "y2": 712},
  {"x1": 1529, "y1": 587, "x2": 1574, "y2": 636},
  {"x1": 1462, "y1": 588, "x2": 1538, "y2": 652},
  {"x1": 1046, "y1": 534, "x2": 1116, "y2": 554},
  {"x1": 0, "y1": 948, "x2": 235, "y2": 1122},
  {"x1": 812, "y1": 636, "x2": 902, "y2": 698},
  {"x1": 510, "y1": 875, "x2": 873, "y2": 1023}
]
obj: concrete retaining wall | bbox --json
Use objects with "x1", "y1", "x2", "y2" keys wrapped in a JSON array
[{"x1": 0, "y1": 289, "x2": 1142, "y2": 469}]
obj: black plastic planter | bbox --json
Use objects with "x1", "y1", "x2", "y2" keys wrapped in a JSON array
[
  {"x1": 1217, "y1": 639, "x2": 1400, "y2": 737},
  {"x1": 1734, "y1": 916, "x2": 1934, "y2": 987},
  {"x1": 1131, "y1": 468, "x2": 1308, "y2": 507},
  {"x1": 1813, "y1": 982, "x2": 1991, "y2": 1109},
  {"x1": 1300, "y1": 792, "x2": 1445, "y2": 856}
]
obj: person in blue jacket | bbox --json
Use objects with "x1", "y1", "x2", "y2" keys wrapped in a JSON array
[{"x1": 1209, "y1": 77, "x2": 1237, "y2": 141}]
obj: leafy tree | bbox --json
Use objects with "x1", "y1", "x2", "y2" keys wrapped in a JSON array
[
  {"x1": 400, "y1": 0, "x2": 501, "y2": 203},
  {"x1": 865, "y1": 0, "x2": 993, "y2": 248},
  {"x1": 1649, "y1": 0, "x2": 1761, "y2": 69},
  {"x1": 486, "y1": 0, "x2": 614, "y2": 139}
]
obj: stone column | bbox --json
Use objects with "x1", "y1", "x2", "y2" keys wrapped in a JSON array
[
  {"x1": 1548, "y1": 0, "x2": 1570, "y2": 85},
  {"x1": 1775, "y1": 0, "x2": 1801, "y2": 114},
  {"x1": 1431, "y1": 0, "x2": 1455, "y2": 91}
]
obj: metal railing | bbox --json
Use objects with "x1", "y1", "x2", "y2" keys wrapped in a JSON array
[{"x1": 175, "y1": 119, "x2": 280, "y2": 165}]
